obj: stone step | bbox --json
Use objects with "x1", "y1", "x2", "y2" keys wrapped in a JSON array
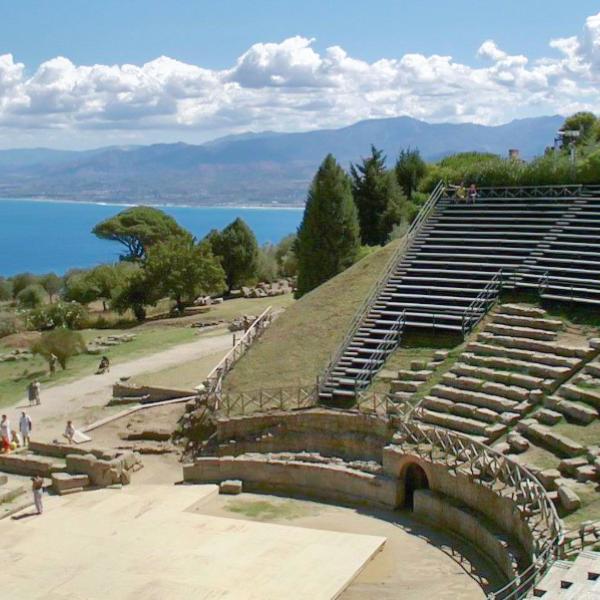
[
  {"x1": 493, "y1": 313, "x2": 563, "y2": 333},
  {"x1": 477, "y1": 332, "x2": 592, "y2": 359},
  {"x1": 416, "y1": 409, "x2": 499, "y2": 438},
  {"x1": 0, "y1": 481, "x2": 27, "y2": 505},
  {"x1": 441, "y1": 372, "x2": 531, "y2": 402},
  {"x1": 497, "y1": 304, "x2": 548, "y2": 319},
  {"x1": 391, "y1": 380, "x2": 421, "y2": 393},
  {"x1": 559, "y1": 384, "x2": 600, "y2": 410},
  {"x1": 585, "y1": 362, "x2": 600, "y2": 378},
  {"x1": 431, "y1": 383, "x2": 519, "y2": 413},
  {"x1": 485, "y1": 323, "x2": 558, "y2": 342},
  {"x1": 461, "y1": 353, "x2": 570, "y2": 381},
  {"x1": 546, "y1": 396, "x2": 598, "y2": 425},
  {"x1": 451, "y1": 362, "x2": 545, "y2": 391},
  {"x1": 466, "y1": 341, "x2": 577, "y2": 369},
  {"x1": 516, "y1": 420, "x2": 586, "y2": 457},
  {"x1": 395, "y1": 369, "x2": 432, "y2": 382},
  {"x1": 423, "y1": 396, "x2": 499, "y2": 424},
  {"x1": 0, "y1": 453, "x2": 64, "y2": 478}
]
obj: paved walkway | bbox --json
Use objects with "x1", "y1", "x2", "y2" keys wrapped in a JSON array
[
  {"x1": 5, "y1": 331, "x2": 232, "y2": 439},
  {"x1": 1, "y1": 485, "x2": 385, "y2": 600}
]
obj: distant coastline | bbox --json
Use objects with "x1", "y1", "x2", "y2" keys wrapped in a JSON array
[{"x1": 0, "y1": 196, "x2": 305, "y2": 210}]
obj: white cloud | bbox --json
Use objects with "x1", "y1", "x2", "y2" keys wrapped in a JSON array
[{"x1": 0, "y1": 11, "x2": 600, "y2": 147}]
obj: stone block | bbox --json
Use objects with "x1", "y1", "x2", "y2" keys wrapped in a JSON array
[
  {"x1": 576, "y1": 465, "x2": 597, "y2": 483},
  {"x1": 410, "y1": 360, "x2": 428, "y2": 371},
  {"x1": 507, "y1": 432, "x2": 529, "y2": 454},
  {"x1": 538, "y1": 469, "x2": 561, "y2": 491},
  {"x1": 535, "y1": 409, "x2": 563, "y2": 426},
  {"x1": 559, "y1": 457, "x2": 589, "y2": 477},
  {"x1": 51, "y1": 472, "x2": 90, "y2": 495},
  {"x1": 219, "y1": 479, "x2": 243, "y2": 495},
  {"x1": 558, "y1": 485, "x2": 581, "y2": 512},
  {"x1": 433, "y1": 350, "x2": 449, "y2": 362}
]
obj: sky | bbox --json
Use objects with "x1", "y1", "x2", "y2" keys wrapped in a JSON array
[{"x1": 0, "y1": 1, "x2": 599, "y2": 149}]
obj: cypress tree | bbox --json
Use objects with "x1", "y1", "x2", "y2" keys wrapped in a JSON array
[
  {"x1": 351, "y1": 145, "x2": 404, "y2": 245},
  {"x1": 296, "y1": 154, "x2": 360, "y2": 297}
]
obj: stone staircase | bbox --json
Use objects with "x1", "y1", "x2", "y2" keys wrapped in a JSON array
[
  {"x1": 413, "y1": 304, "x2": 596, "y2": 443},
  {"x1": 320, "y1": 186, "x2": 600, "y2": 401},
  {"x1": 534, "y1": 549, "x2": 600, "y2": 598}
]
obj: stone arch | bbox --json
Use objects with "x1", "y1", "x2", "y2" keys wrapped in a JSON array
[{"x1": 403, "y1": 462, "x2": 429, "y2": 510}]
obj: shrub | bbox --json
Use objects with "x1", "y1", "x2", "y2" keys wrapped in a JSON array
[
  {"x1": 31, "y1": 328, "x2": 86, "y2": 369},
  {"x1": 17, "y1": 284, "x2": 46, "y2": 309},
  {"x1": 0, "y1": 312, "x2": 20, "y2": 338},
  {"x1": 27, "y1": 301, "x2": 88, "y2": 330}
]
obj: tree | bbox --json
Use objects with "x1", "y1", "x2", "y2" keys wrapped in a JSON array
[
  {"x1": 112, "y1": 271, "x2": 152, "y2": 322},
  {"x1": 0, "y1": 278, "x2": 13, "y2": 302},
  {"x1": 17, "y1": 284, "x2": 46, "y2": 309},
  {"x1": 40, "y1": 273, "x2": 63, "y2": 302},
  {"x1": 275, "y1": 234, "x2": 298, "y2": 277},
  {"x1": 10, "y1": 272, "x2": 38, "y2": 298},
  {"x1": 351, "y1": 146, "x2": 404, "y2": 245},
  {"x1": 92, "y1": 206, "x2": 192, "y2": 261},
  {"x1": 562, "y1": 112, "x2": 598, "y2": 146},
  {"x1": 208, "y1": 218, "x2": 259, "y2": 291},
  {"x1": 296, "y1": 154, "x2": 360, "y2": 297},
  {"x1": 143, "y1": 238, "x2": 226, "y2": 313},
  {"x1": 395, "y1": 147, "x2": 427, "y2": 200},
  {"x1": 31, "y1": 328, "x2": 86, "y2": 370}
]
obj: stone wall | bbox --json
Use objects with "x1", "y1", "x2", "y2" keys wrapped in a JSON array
[
  {"x1": 414, "y1": 489, "x2": 518, "y2": 580},
  {"x1": 383, "y1": 446, "x2": 533, "y2": 558},
  {"x1": 183, "y1": 455, "x2": 399, "y2": 509},
  {"x1": 213, "y1": 409, "x2": 393, "y2": 463}
]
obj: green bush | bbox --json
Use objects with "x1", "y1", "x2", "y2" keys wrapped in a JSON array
[
  {"x1": 0, "y1": 312, "x2": 20, "y2": 338},
  {"x1": 27, "y1": 301, "x2": 88, "y2": 330},
  {"x1": 31, "y1": 328, "x2": 87, "y2": 369},
  {"x1": 17, "y1": 284, "x2": 47, "y2": 309}
]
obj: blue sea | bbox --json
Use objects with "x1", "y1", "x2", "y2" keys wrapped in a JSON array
[{"x1": 0, "y1": 198, "x2": 304, "y2": 276}]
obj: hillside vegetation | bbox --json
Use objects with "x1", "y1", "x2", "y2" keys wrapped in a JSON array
[{"x1": 223, "y1": 239, "x2": 400, "y2": 392}]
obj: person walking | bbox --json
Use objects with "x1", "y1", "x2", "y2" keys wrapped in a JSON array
[
  {"x1": 19, "y1": 411, "x2": 32, "y2": 447},
  {"x1": 468, "y1": 183, "x2": 478, "y2": 204},
  {"x1": 64, "y1": 420, "x2": 76, "y2": 444},
  {"x1": 31, "y1": 476, "x2": 44, "y2": 515},
  {"x1": 28, "y1": 380, "x2": 41, "y2": 406},
  {"x1": 1, "y1": 415, "x2": 11, "y2": 453},
  {"x1": 49, "y1": 353, "x2": 58, "y2": 375}
]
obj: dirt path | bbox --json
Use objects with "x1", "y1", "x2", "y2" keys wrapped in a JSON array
[{"x1": 5, "y1": 330, "x2": 233, "y2": 439}]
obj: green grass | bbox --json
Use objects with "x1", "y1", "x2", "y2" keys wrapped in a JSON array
[
  {"x1": 131, "y1": 346, "x2": 229, "y2": 389},
  {"x1": 197, "y1": 294, "x2": 294, "y2": 322},
  {"x1": 223, "y1": 239, "x2": 401, "y2": 393},
  {"x1": 225, "y1": 498, "x2": 317, "y2": 521},
  {"x1": 0, "y1": 326, "x2": 197, "y2": 408},
  {"x1": 552, "y1": 420, "x2": 600, "y2": 447}
]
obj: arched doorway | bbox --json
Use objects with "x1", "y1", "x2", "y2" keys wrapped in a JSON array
[{"x1": 404, "y1": 463, "x2": 429, "y2": 510}]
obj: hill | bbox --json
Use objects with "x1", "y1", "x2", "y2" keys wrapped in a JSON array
[
  {"x1": 0, "y1": 115, "x2": 563, "y2": 205},
  {"x1": 223, "y1": 240, "x2": 400, "y2": 393}
]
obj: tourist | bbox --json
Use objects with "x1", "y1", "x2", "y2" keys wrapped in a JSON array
[
  {"x1": 468, "y1": 183, "x2": 478, "y2": 203},
  {"x1": 49, "y1": 353, "x2": 58, "y2": 375},
  {"x1": 19, "y1": 411, "x2": 33, "y2": 447},
  {"x1": 64, "y1": 420, "x2": 76, "y2": 444},
  {"x1": 31, "y1": 476, "x2": 44, "y2": 515},
  {"x1": 96, "y1": 355, "x2": 110, "y2": 375},
  {"x1": 28, "y1": 380, "x2": 41, "y2": 406},
  {"x1": 1, "y1": 414, "x2": 11, "y2": 453}
]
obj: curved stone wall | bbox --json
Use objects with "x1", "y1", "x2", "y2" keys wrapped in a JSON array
[{"x1": 212, "y1": 408, "x2": 394, "y2": 463}]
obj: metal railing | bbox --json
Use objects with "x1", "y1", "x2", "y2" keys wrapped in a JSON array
[
  {"x1": 352, "y1": 310, "x2": 407, "y2": 393},
  {"x1": 456, "y1": 184, "x2": 600, "y2": 199},
  {"x1": 561, "y1": 521, "x2": 600, "y2": 557},
  {"x1": 538, "y1": 270, "x2": 550, "y2": 296},
  {"x1": 396, "y1": 418, "x2": 563, "y2": 599},
  {"x1": 319, "y1": 181, "x2": 445, "y2": 391},
  {"x1": 203, "y1": 306, "x2": 273, "y2": 405},
  {"x1": 461, "y1": 270, "x2": 503, "y2": 336}
]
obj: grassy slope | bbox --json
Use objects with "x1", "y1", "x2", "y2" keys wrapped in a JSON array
[{"x1": 223, "y1": 240, "x2": 400, "y2": 393}]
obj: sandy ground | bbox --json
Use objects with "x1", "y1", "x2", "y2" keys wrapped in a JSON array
[
  {"x1": 3, "y1": 330, "x2": 233, "y2": 440},
  {"x1": 189, "y1": 492, "x2": 502, "y2": 599}
]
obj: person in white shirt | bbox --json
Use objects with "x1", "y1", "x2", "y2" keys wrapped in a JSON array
[
  {"x1": 19, "y1": 411, "x2": 32, "y2": 447},
  {"x1": 1, "y1": 415, "x2": 12, "y2": 453}
]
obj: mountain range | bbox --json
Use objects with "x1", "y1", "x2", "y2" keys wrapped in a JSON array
[{"x1": 0, "y1": 115, "x2": 563, "y2": 206}]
